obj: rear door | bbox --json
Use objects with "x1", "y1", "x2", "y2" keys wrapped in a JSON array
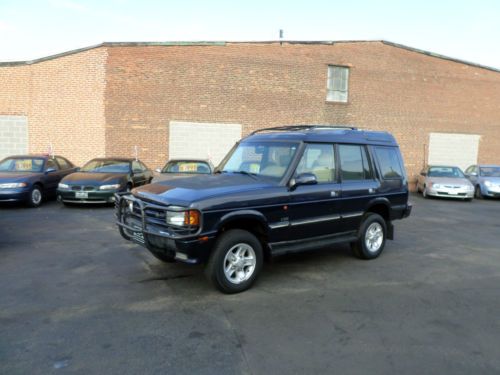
[
  {"x1": 338, "y1": 144, "x2": 380, "y2": 232},
  {"x1": 288, "y1": 143, "x2": 342, "y2": 240}
]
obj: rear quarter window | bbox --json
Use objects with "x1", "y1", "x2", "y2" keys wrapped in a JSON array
[{"x1": 373, "y1": 146, "x2": 404, "y2": 180}]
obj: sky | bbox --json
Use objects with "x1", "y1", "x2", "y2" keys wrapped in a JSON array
[{"x1": 0, "y1": 0, "x2": 499, "y2": 69}]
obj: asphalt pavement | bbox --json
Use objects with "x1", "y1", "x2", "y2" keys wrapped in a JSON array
[{"x1": 1, "y1": 194, "x2": 500, "y2": 374}]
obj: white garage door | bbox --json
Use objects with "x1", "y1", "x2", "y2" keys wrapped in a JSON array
[
  {"x1": 0, "y1": 116, "x2": 28, "y2": 160},
  {"x1": 428, "y1": 132, "x2": 480, "y2": 171},
  {"x1": 169, "y1": 121, "x2": 242, "y2": 166}
]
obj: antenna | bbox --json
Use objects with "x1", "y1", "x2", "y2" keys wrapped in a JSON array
[{"x1": 134, "y1": 145, "x2": 138, "y2": 161}]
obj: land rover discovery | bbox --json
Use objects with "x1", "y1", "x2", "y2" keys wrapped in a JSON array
[{"x1": 115, "y1": 125, "x2": 412, "y2": 293}]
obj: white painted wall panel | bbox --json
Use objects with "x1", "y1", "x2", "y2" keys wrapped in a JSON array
[
  {"x1": 0, "y1": 116, "x2": 28, "y2": 160},
  {"x1": 428, "y1": 132, "x2": 480, "y2": 171},
  {"x1": 169, "y1": 121, "x2": 242, "y2": 166}
]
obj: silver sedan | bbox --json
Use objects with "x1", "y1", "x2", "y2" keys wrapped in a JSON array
[{"x1": 417, "y1": 165, "x2": 474, "y2": 200}]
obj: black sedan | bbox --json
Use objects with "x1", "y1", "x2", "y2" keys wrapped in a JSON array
[
  {"x1": 57, "y1": 158, "x2": 153, "y2": 204},
  {"x1": 0, "y1": 154, "x2": 77, "y2": 207}
]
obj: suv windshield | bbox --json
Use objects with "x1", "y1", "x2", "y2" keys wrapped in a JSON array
[
  {"x1": 428, "y1": 166, "x2": 465, "y2": 178},
  {"x1": 81, "y1": 160, "x2": 131, "y2": 173},
  {"x1": 0, "y1": 157, "x2": 45, "y2": 172},
  {"x1": 480, "y1": 167, "x2": 500, "y2": 177},
  {"x1": 220, "y1": 141, "x2": 299, "y2": 179}
]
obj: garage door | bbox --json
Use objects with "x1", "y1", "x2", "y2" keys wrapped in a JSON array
[
  {"x1": 169, "y1": 121, "x2": 242, "y2": 166},
  {"x1": 428, "y1": 132, "x2": 480, "y2": 171},
  {"x1": 0, "y1": 116, "x2": 28, "y2": 160}
]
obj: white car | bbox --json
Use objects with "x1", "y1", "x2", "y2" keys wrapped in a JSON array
[{"x1": 417, "y1": 165, "x2": 474, "y2": 200}]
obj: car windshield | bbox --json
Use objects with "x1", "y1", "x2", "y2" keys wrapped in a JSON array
[
  {"x1": 0, "y1": 157, "x2": 45, "y2": 172},
  {"x1": 480, "y1": 167, "x2": 500, "y2": 177},
  {"x1": 81, "y1": 160, "x2": 130, "y2": 173},
  {"x1": 220, "y1": 141, "x2": 299, "y2": 179},
  {"x1": 162, "y1": 161, "x2": 211, "y2": 174},
  {"x1": 428, "y1": 166, "x2": 465, "y2": 178}
]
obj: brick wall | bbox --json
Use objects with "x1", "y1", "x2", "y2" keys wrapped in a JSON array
[
  {"x1": 104, "y1": 42, "x2": 500, "y2": 184},
  {"x1": 0, "y1": 48, "x2": 107, "y2": 166}
]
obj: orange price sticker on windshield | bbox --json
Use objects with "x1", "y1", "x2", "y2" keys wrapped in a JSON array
[
  {"x1": 179, "y1": 163, "x2": 197, "y2": 172},
  {"x1": 15, "y1": 159, "x2": 32, "y2": 171}
]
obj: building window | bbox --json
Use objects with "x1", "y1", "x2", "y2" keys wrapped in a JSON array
[{"x1": 326, "y1": 66, "x2": 349, "y2": 102}]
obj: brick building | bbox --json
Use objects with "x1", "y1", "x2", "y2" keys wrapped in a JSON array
[{"x1": 1, "y1": 40, "x2": 499, "y2": 189}]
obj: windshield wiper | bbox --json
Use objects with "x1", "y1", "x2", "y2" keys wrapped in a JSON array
[{"x1": 232, "y1": 170, "x2": 259, "y2": 180}]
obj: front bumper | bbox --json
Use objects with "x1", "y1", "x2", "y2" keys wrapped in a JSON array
[
  {"x1": 0, "y1": 188, "x2": 30, "y2": 202},
  {"x1": 57, "y1": 189, "x2": 118, "y2": 204},
  {"x1": 427, "y1": 187, "x2": 474, "y2": 199},
  {"x1": 115, "y1": 193, "x2": 214, "y2": 264}
]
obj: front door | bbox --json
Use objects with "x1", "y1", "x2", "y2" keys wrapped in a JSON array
[
  {"x1": 131, "y1": 160, "x2": 146, "y2": 187},
  {"x1": 288, "y1": 143, "x2": 342, "y2": 240}
]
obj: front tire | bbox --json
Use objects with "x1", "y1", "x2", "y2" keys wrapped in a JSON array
[
  {"x1": 27, "y1": 185, "x2": 43, "y2": 207},
  {"x1": 205, "y1": 229, "x2": 263, "y2": 294},
  {"x1": 351, "y1": 213, "x2": 387, "y2": 260}
]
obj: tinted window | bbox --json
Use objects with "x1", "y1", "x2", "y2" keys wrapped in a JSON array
[
  {"x1": 81, "y1": 160, "x2": 131, "y2": 173},
  {"x1": 56, "y1": 157, "x2": 71, "y2": 170},
  {"x1": 295, "y1": 143, "x2": 335, "y2": 183},
  {"x1": 428, "y1": 166, "x2": 464, "y2": 178},
  {"x1": 338, "y1": 144, "x2": 372, "y2": 181},
  {"x1": 480, "y1": 167, "x2": 500, "y2": 177},
  {"x1": 132, "y1": 161, "x2": 143, "y2": 173},
  {"x1": 374, "y1": 147, "x2": 404, "y2": 179},
  {"x1": 46, "y1": 159, "x2": 59, "y2": 171}
]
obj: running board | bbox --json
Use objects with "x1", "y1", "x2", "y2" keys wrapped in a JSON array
[{"x1": 269, "y1": 231, "x2": 358, "y2": 257}]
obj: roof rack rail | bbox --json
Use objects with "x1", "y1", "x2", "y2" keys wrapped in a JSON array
[{"x1": 250, "y1": 125, "x2": 358, "y2": 135}]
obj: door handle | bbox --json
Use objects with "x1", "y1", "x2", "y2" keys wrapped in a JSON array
[
  {"x1": 330, "y1": 191, "x2": 339, "y2": 197},
  {"x1": 368, "y1": 188, "x2": 375, "y2": 194}
]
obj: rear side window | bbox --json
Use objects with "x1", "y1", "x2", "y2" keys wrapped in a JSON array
[
  {"x1": 373, "y1": 146, "x2": 404, "y2": 179},
  {"x1": 56, "y1": 157, "x2": 71, "y2": 170},
  {"x1": 338, "y1": 144, "x2": 373, "y2": 181}
]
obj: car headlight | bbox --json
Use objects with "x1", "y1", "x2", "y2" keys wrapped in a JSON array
[
  {"x1": 484, "y1": 181, "x2": 493, "y2": 187},
  {"x1": 166, "y1": 209, "x2": 200, "y2": 227},
  {"x1": 0, "y1": 182, "x2": 27, "y2": 189},
  {"x1": 99, "y1": 184, "x2": 122, "y2": 191},
  {"x1": 58, "y1": 183, "x2": 70, "y2": 189}
]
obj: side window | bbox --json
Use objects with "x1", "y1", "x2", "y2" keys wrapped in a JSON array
[
  {"x1": 295, "y1": 143, "x2": 335, "y2": 183},
  {"x1": 56, "y1": 157, "x2": 70, "y2": 170},
  {"x1": 373, "y1": 147, "x2": 404, "y2": 179},
  {"x1": 338, "y1": 144, "x2": 372, "y2": 181},
  {"x1": 46, "y1": 158, "x2": 59, "y2": 171},
  {"x1": 132, "y1": 161, "x2": 142, "y2": 173},
  {"x1": 139, "y1": 161, "x2": 148, "y2": 171}
]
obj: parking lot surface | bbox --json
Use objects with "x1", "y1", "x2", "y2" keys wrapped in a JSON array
[{"x1": 1, "y1": 195, "x2": 500, "y2": 374}]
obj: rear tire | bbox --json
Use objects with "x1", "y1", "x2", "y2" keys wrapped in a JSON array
[
  {"x1": 351, "y1": 213, "x2": 387, "y2": 260},
  {"x1": 475, "y1": 186, "x2": 483, "y2": 199},
  {"x1": 205, "y1": 229, "x2": 263, "y2": 294},
  {"x1": 27, "y1": 185, "x2": 43, "y2": 207}
]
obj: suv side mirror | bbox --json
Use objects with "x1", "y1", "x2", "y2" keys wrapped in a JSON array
[
  {"x1": 289, "y1": 173, "x2": 317, "y2": 190},
  {"x1": 45, "y1": 167, "x2": 56, "y2": 174}
]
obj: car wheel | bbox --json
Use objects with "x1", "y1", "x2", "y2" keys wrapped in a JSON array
[
  {"x1": 27, "y1": 185, "x2": 43, "y2": 207},
  {"x1": 205, "y1": 229, "x2": 263, "y2": 294},
  {"x1": 351, "y1": 213, "x2": 387, "y2": 260},
  {"x1": 475, "y1": 185, "x2": 483, "y2": 199}
]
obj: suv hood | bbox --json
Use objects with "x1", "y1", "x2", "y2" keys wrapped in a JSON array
[
  {"x1": 133, "y1": 173, "x2": 276, "y2": 206},
  {"x1": 62, "y1": 172, "x2": 127, "y2": 185}
]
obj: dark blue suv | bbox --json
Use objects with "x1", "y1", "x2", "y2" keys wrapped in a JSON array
[{"x1": 116, "y1": 126, "x2": 412, "y2": 293}]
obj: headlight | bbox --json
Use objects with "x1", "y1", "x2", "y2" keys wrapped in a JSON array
[
  {"x1": 484, "y1": 181, "x2": 493, "y2": 187},
  {"x1": 58, "y1": 183, "x2": 70, "y2": 189},
  {"x1": 99, "y1": 184, "x2": 122, "y2": 190},
  {"x1": 166, "y1": 210, "x2": 200, "y2": 227},
  {"x1": 0, "y1": 182, "x2": 27, "y2": 189}
]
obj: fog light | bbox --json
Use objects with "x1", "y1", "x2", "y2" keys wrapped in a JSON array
[{"x1": 176, "y1": 252, "x2": 188, "y2": 260}]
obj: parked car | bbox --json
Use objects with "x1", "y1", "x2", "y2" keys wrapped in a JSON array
[
  {"x1": 153, "y1": 159, "x2": 213, "y2": 183},
  {"x1": 115, "y1": 125, "x2": 412, "y2": 293},
  {"x1": 0, "y1": 154, "x2": 77, "y2": 207},
  {"x1": 57, "y1": 157, "x2": 153, "y2": 204},
  {"x1": 416, "y1": 165, "x2": 474, "y2": 200},
  {"x1": 464, "y1": 164, "x2": 500, "y2": 199}
]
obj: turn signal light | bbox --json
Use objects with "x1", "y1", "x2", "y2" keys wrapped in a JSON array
[{"x1": 184, "y1": 210, "x2": 200, "y2": 226}]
